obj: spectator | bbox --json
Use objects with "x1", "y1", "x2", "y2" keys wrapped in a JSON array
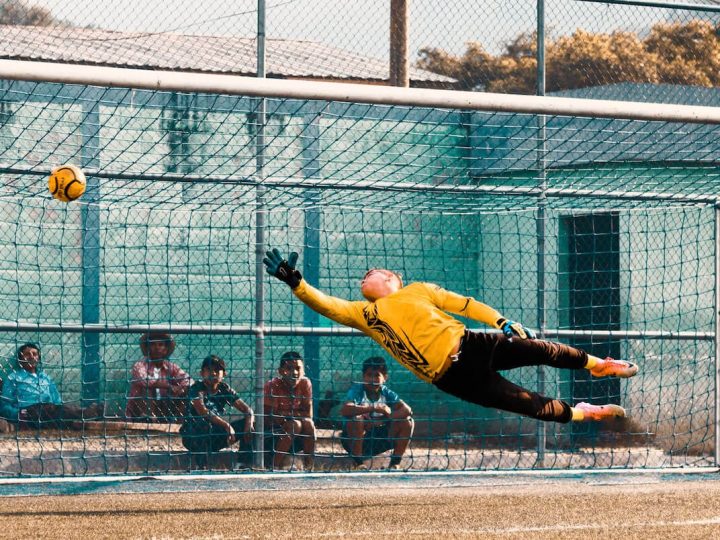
[
  {"x1": 0, "y1": 343, "x2": 103, "y2": 428},
  {"x1": 340, "y1": 356, "x2": 414, "y2": 470},
  {"x1": 0, "y1": 367, "x2": 9, "y2": 433},
  {"x1": 126, "y1": 332, "x2": 191, "y2": 422},
  {"x1": 180, "y1": 355, "x2": 255, "y2": 470},
  {"x1": 263, "y1": 351, "x2": 316, "y2": 470}
]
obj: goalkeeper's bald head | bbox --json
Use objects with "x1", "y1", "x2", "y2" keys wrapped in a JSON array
[{"x1": 360, "y1": 268, "x2": 403, "y2": 301}]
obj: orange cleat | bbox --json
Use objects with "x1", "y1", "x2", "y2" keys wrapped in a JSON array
[
  {"x1": 574, "y1": 402, "x2": 626, "y2": 421},
  {"x1": 589, "y1": 357, "x2": 638, "y2": 378}
]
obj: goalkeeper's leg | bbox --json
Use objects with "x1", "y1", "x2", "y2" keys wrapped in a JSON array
[
  {"x1": 435, "y1": 334, "x2": 629, "y2": 423},
  {"x1": 481, "y1": 373, "x2": 625, "y2": 422},
  {"x1": 436, "y1": 369, "x2": 624, "y2": 422},
  {"x1": 477, "y1": 371, "x2": 575, "y2": 422},
  {"x1": 480, "y1": 332, "x2": 638, "y2": 379}
]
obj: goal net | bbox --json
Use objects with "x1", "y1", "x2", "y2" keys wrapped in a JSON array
[{"x1": 0, "y1": 61, "x2": 717, "y2": 476}]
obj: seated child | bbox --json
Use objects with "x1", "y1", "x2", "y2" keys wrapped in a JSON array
[
  {"x1": 263, "y1": 351, "x2": 316, "y2": 470},
  {"x1": 180, "y1": 355, "x2": 254, "y2": 469},
  {"x1": 340, "y1": 356, "x2": 414, "y2": 470},
  {"x1": 0, "y1": 343, "x2": 103, "y2": 428}
]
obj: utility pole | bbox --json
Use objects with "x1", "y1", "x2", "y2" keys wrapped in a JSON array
[{"x1": 389, "y1": 0, "x2": 409, "y2": 87}]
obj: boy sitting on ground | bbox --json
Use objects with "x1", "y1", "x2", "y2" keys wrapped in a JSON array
[
  {"x1": 263, "y1": 351, "x2": 316, "y2": 470},
  {"x1": 340, "y1": 356, "x2": 414, "y2": 470},
  {"x1": 180, "y1": 355, "x2": 254, "y2": 469}
]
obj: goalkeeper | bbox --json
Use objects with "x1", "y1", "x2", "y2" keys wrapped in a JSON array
[{"x1": 264, "y1": 248, "x2": 638, "y2": 424}]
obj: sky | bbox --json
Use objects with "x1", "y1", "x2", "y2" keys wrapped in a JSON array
[{"x1": 34, "y1": 0, "x2": 705, "y2": 58}]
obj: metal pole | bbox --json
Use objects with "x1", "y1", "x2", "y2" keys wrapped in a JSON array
[
  {"x1": 80, "y1": 102, "x2": 101, "y2": 407},
  {"x1": 715, "y1": 203, "x2": 720, "y2": 466},
  {"x1": 535, "y1": 0, "x2": 547, "y2": 468},
  {"x1": 302, "y1": 103, "x2": 322, "y2": 414},
  {"x1": 253, "y1": 0, "x2": 267, "y2": 470},
  {"x1": 575, "y1": 0, "x2": 720, "y2": 13},
  {"x1": 6, "y1": 60, "x2": 720, "y2": 125},
  {"x1": 0, "y1": 323, "x2": 710, "y2": 340}
]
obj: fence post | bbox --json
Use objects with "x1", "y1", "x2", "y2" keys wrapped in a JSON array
[
  {"x1": 302, "y1": 103, "x2": 322, "y2": 414},
  {"x1": 253, "y1": 0, "x2": 267, "y2": 470},
  {"x1": 81, "y1": 101, "x2": 101, "y2": 406},
  {"x1": 715, "y1": 202, "x2": 720, "y2": 467},
  {"x1": 535, "y1": 0, "x2": 547, "y2": 467}
]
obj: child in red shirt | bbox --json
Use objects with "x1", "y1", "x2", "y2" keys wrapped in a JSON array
[{"x1": 263, "y1": 351, "x2": 316, "y2": 470}]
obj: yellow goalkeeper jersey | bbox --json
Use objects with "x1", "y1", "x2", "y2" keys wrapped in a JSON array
[{"x1": 293, "y1": 280, "x2": 504, "y2": 382}]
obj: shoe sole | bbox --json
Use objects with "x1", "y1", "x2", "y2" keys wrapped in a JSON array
[
  {"x1": 590, "y1": 362, "x2": 638, "y2": 379},
  {"x1": 587, "y1": 404, "x2": 626, "y2": 421}
]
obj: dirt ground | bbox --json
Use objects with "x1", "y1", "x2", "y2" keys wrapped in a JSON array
[{"x1": 1, "y1": 474, "x2": 719, "y2": 539}]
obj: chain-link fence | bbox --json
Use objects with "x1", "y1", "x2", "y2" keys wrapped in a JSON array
[
  {"x1": 1, "y1": 0, "x2": 720, "y2": 99},
  {"x1": 0, "y1": 0, "x2": 719, "y2": 477}
]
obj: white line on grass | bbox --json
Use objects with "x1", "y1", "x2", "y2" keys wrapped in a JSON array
[
  {"x1": 283, "y1": 516, "x2": 720, "y2": 538},
  {"x1": 0, "y1": 466, "x2": 717, "y2": 485}
]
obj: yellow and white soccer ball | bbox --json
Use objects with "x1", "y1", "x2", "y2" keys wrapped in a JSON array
[{"x1": 48, "y1": 164, "x2": 86, "y2": 202}]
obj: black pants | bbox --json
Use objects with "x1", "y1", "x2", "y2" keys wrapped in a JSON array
[
  {"x1": 340, "y1": 422, "x2": 394, "y2": 459},
  {"x1": 434, "y1": 331, "x2": 588, "y2": 423},
  {"x1": 20, "y1": 402, "x2": 101, "y2": 429},
  {"x1": 181, "y1": 419, "x2": 253, "y2": 467}
]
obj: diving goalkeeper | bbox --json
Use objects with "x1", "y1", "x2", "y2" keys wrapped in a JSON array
[{"x1": 263, "y1": 249, "x2": 638, "y2": 424}]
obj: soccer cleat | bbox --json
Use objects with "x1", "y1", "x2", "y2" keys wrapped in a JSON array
[
  {"x1": 387, "y1": 463, "x2": 401, "y2": 471},
  {"x1": 574, "y1": 402, "x2": 626, "y2": 421},
  {"x1": 588, "y1": 357, "x2": 638, "y2": 379}
]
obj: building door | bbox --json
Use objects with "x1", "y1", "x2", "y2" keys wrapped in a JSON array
[{"x1": 560, "y1": 212, "x2": 621, "y2": 408}]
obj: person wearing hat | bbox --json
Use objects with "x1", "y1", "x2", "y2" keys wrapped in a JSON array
[{"x1": 126, "y1": 333, "x2": 191, "y2": 422}]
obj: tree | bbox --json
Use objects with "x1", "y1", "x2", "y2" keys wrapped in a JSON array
[
  {"x1": 546, "y1": 29, "x2": 659, "y2": 92},
  {"x1": 417, "y1": 20, "x2": 720, "y2": 94},
  {"x1": 417, "y1": 36, "x2": 535, "y2": 92},
  {"x1": 0, "y1": 0, "x2": 59, "y2": 26},
  {"x1": 645, "y1": 20, "x2": 720, "y2": 87}
]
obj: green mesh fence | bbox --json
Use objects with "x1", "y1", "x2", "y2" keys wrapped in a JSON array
[
  {"x1": 3, "y1": 1, "x2": 720, "y2": 99},
  {"x1": 0, "y1": 75, "x2": 717, "y2": 477}
]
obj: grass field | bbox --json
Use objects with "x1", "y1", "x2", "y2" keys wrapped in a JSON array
[{"x1": 1, "y1": 470, "x2": 719, "y2": 539}]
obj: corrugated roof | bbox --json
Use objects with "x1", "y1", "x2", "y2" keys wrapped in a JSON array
[
  {"x1": 552, "y1": 82, "x2": 720, "y2": 107},
  {"x1": 473, "y1": 82, "x2": 720, "y2": 176},
  {"x1": 0, "y1": 25, "x2": 455, "y2": 84}
]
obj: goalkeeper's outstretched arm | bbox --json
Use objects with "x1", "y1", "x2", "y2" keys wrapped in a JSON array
[{"x1": 262, "y1": 248, "x2": 365, "y2": 329}]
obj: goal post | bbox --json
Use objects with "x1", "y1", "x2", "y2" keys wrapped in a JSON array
[
  {"x1": 2, "y1": 59, "x2": 720, "y2": 124},
  {"x1": 0, "y1": 59, "x2": 717, "y2": 476}
]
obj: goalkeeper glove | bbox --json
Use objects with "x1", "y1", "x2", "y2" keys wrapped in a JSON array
[
  {"x1": 263, "y1": 248, "x2": 302, "y2": 289},
  {"x1": 496, "y1": 318, "x2": 536, "y2": 340}
]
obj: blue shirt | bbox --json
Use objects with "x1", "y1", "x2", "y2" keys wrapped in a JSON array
[
  {"x1": 343, "y1": 382, "x2": 401, "y2": 423},
  {"x1": 0, "y1": 368, "x2": 62, "y2": 421}
]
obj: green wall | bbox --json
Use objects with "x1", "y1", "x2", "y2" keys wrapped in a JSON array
[{"x1": 0, "y1": 84, "x2": 716, "y2": 450}]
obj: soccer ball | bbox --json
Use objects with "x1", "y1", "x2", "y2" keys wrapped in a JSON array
[{"x1": 48, "y1": 164, "x2": 86, "y2": 202}]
